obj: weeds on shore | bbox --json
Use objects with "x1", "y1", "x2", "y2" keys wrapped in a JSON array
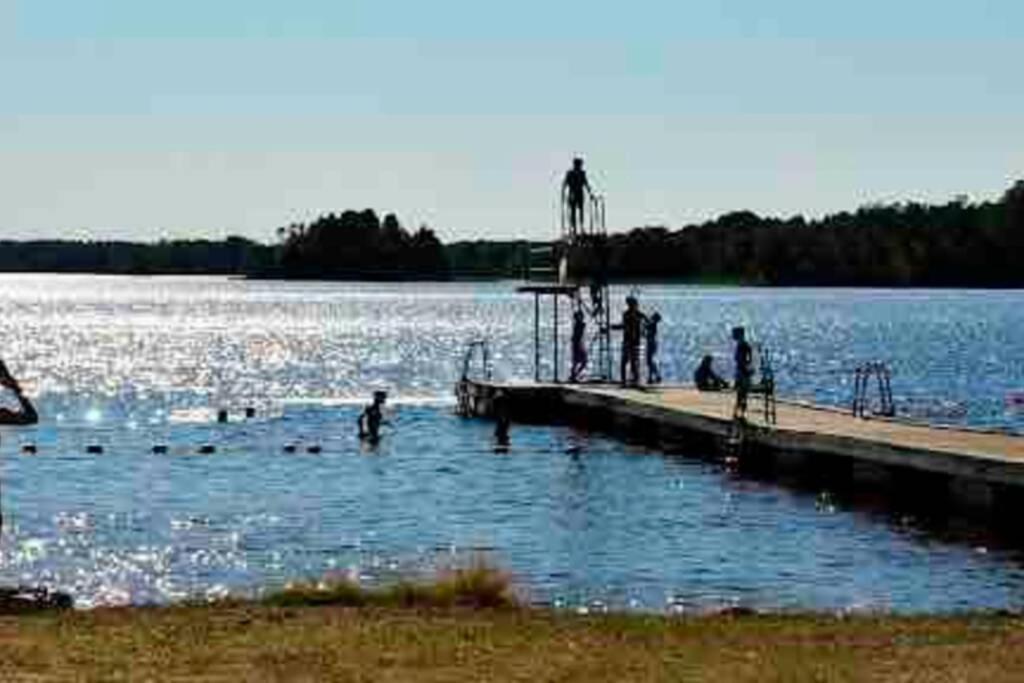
[{"x1": 263, "y1": 564, "x2": 517, "y2": 610}]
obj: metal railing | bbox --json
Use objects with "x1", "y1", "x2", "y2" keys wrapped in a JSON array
[
  {"x1": 459, "y1": 339, "x2": 492, "y2": 383},
  {"x1": 852, "y1": 362, "x2": 895, "y2": 418}
]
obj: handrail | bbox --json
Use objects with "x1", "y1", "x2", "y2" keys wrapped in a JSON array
[
  {"x1": 852, "y1": 361, "x2": 895, "y2": 417},
  {"x1": 460, "y1": 339, "x2": 492, "y2": 383}
]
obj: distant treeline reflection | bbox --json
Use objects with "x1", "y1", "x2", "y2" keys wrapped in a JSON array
[{"x1": 1, "y1": 181, "x2": 1021, "y2": 286}]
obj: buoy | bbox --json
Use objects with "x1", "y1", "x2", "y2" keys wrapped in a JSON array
[
  {"x1": 21, "y1": 444, "x2": 37, "y2": 455},
  {"x1": 198, "y1": 445, "x2": 216, "y2": 454},
  {"x1": 151, "y1": 445, "x2": 168, "y2": 454},
  {"x1": 217, "y1": 409, "x2": 229, "y2": 424},
  {"x1": 283, "y1": 444, "x2": 297, "y2": 454},
  {"x1": 86, "y1": 445, "x2": 104, "y2": 455},
  {"x1": 306, "y1": 445, "x2": 322, "y2": 454}
]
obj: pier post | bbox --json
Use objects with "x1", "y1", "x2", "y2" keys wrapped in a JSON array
[
  {"x1": 534, "y1": 293, "x2": 540, "y2": 382},
  {"x1": 553, "y1": 293, "x2": 559, "y2": 382}
]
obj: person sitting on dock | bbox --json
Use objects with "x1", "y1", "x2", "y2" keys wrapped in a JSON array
[
  {"x1": 358, "y1": 390, "x2": 388, "y2": 441},
  {"x1": 614, "y1": 296, "x2": 646, "y2": 386},
  {"x1": 570, "y1": 308, "x2": 588, "y2": 383},
  {"x1": 645, "y1": 312, "x2": 662, "y2": 384},
  {"x1": 562, "y1": 157, "x2": 593, "y2": 237},
  {"x1": 732, "y1": 327, "x2": 754, "y2": 418},
  {"x1": 0, "y1": 360, "x2": 38, "y2": 425},
  {"x1": 694, "y1": 354, "x2": 729, "y2": 391}
]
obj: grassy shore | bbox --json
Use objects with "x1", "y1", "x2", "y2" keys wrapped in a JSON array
[
  {"x1": 2, "y1": 570, "x2": 1023, "y2": 681},
  {"x1": 3, "y1": 606, "x2": 1024, "y2": 681}
]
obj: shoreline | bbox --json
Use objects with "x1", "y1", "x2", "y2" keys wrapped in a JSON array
[{"x1": 4, "y1": 270, "x2": 1024, "y2": 290}]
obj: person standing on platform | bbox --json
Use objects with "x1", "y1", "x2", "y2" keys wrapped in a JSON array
[
  {"x1": 614, "y1": 296, "x2": 645, "y2": 386},
  {"x1": 570, "y1": 308, "x2": 588, "y2": 383},
  {"x1": 732, "y1": 327, "x2": 754, "y2": 418},
  {"x1": 645, "y1": 312, "x2": 662, "y2": 384},
  {"x1": 562, "y1": 157, "x2": 593, "y2": 237}
]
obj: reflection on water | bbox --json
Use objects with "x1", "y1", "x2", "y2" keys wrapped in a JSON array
[{"x1": 0, "y1": 275, "x2": 1022, "y2": 612}]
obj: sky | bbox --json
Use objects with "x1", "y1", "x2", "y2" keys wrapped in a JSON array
[{"x1": 1, "y1": 0, "x2": 1022, "y2": 243}]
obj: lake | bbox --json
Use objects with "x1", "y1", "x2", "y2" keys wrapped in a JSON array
[{"x1": 0, "y1": 274, "x2": 1022, "y2": 611}]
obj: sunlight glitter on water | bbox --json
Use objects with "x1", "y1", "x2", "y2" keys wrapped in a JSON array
[{"x1": 0, "y1": 275, "x2": 1023, "y2": 611}]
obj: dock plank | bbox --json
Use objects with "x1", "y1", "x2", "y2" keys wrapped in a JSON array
[{"x1": 572, "y1": 386, "x2": 1024, "y2": 463}]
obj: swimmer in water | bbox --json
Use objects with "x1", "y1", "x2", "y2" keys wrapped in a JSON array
[
  {"x1": 0, "y1": 360, "x2": 38, "y2": 425},
  {"x1": 492, "y1": 389, "x2": 511, "y2": 448},
  {"x1": 358, "y1": 391, "x2": 388, "y2": 441}
]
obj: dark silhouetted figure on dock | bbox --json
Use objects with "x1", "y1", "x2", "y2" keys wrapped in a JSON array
[
  {"x1": 570, "y1": 308, "x2": 588, "y2": 383},
  {"x1": 0, "y1": 360, "x2": 38, "y2": 426},
  {"x1": 694, "y1": 354, "x2": 729, "y2": 391},
  {"x1": 358, "y1": 391, "x2": 388, "y2": 442},
  {"x1": 645, "y1": 312, "x2": 662, "y2": 384},
  {"x1": 614, "y1": 296, "x2": 646, "y2": 386},
  {"x1": 492, "y1": 389, "x2": 511, "y2": 448},
  {"x1": 562, "y1": 157, "x2": 592, "y2": 237},
  {"x1": 732, "y1": 327, "x2": 754, "y2": 418}
]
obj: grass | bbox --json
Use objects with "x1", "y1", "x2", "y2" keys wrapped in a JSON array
[
  {"x1": 4, "y1": 607, "x2": 1024, "y2": 681},
  {"x1": 2, "y1": 568, "x2": 1024, "y2": 681},
  {"x1": 263, "y1": 563, "x2": 517, "y2": 610}
]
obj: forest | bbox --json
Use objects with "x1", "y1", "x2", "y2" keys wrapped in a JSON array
[
  {"x1": 0, "y1": 180, "x2": 1020, "y2": 286},
  {"x1": 448, "y1": 179, "x2": 1024, "y2": 286}
]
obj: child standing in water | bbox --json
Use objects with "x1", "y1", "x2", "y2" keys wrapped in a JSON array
[{"x1": 358, "y1": 391, "x2": 388, "y2": 441}]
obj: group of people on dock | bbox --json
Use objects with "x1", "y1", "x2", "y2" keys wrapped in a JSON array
[
  {"x1": 569, "y1": 293, "x2": 753, "y2": 406},
  {"x1": 569, "y1": 294, "x2": 663, "y2": 386}
]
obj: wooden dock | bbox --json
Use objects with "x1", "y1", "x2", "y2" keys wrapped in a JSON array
[{"x1": 458, "y1": 380, "x2": 1024, "y2": 515}]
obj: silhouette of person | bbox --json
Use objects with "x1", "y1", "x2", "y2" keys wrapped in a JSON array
[
  {"x1": 358, "y1": 390, "x2": 388, "y2": 441},
  {"x1": 732, "y1": 327, "x2": 754, "y2": 417},
  {"x1": 492, "y1": 389, "x2": 511, "y2": 447},
  {"x1": 0, "y1": 360, "x2": 38, "y2": 425},
  {"x1": 614, "y1": 296, "x2": 646, "y2": 386},
  {"x1": 562, "y1": 157, "x2": 592, "y2": 237},
  {"x1": 645, "y1": 312, "x2": 662, "y2": 384},
  {"x1": 694, "y1": 354, "x2": 728, "y2": 391},
  {"x1": 570, "y1": 308, "x2": 588, "y2": 383},
  {"x1": 589, "y1": 282, "x2": 604, "y2": 317}
]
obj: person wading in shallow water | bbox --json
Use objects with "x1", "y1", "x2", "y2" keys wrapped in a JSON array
[
  {"x1": 0, "y1": 360, "x2": 37, "y2": 426},
  {"x1": 492, "y1": 389, "x2": 511, "y2": 448},
  {"x1": 0, "y1": 359, "x2": 38, "y2": 535},
  {"x1": 358, "y1": 391, "x2": 388, "y2": 441}
]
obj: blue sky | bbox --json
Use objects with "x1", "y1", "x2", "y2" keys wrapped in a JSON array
[{"x1": 2, "y1": 0, "x2": 1022, "y2": 242}]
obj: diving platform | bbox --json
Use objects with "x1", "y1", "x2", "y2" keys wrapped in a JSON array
[{"x1": 456, "y1": 380, "x2": 1024, "y2": 516}]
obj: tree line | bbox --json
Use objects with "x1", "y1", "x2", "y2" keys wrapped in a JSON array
[
  {"x1": 0, "y1": 181, "x2": 1020, "y2": 286},
  {"x1": 271, "y1": 209, "x2": 447, "y2": 279}
]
